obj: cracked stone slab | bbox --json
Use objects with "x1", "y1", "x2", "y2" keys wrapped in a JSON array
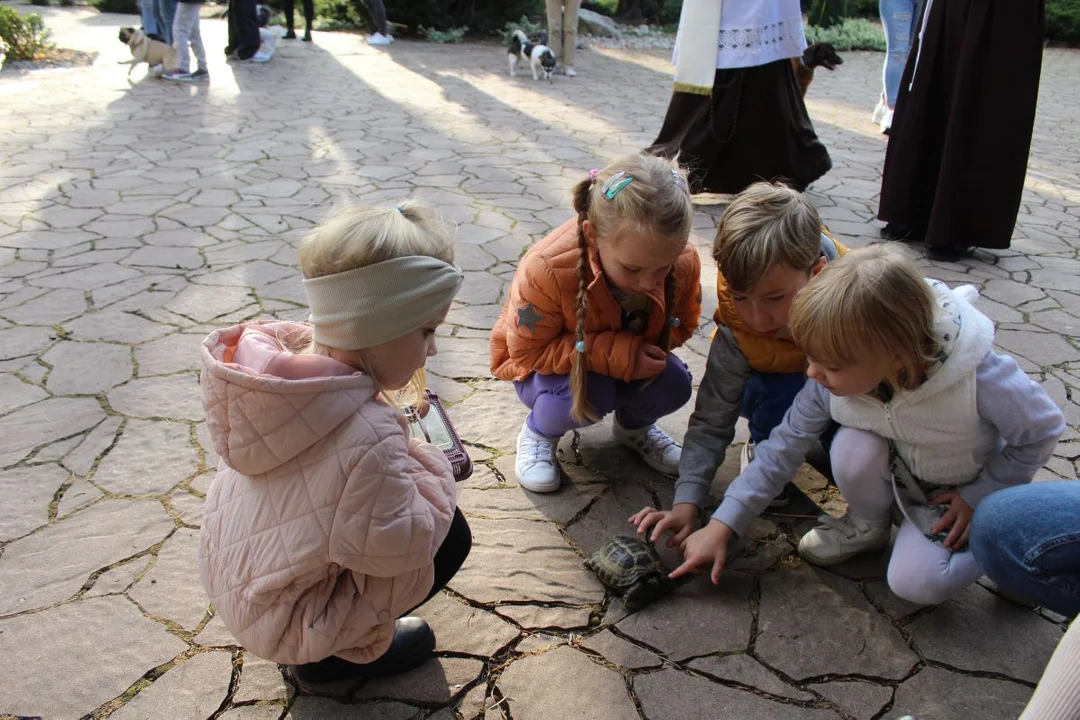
[
  {"x1": 755, "y1": 565, "x2": 917, "y2": 681},
  {"x1": 906, "y1": 584, "x2": 1062, "y2": 683},
  {"x1": 87, "y1": 556, "x2": 151, "y2": 597},
  {"x1": 445, "y1": 390, "x2": 529, "y2": 453},
  {"x1": 235, "y1": 653, "x2": 291, "y2": 703},
  {"x1": 0, "y1": 499, "x2": 174, "y2": 615},
  {"x1": 111, "y1": 650, "x2": 233, "y2": 720},
  {"x1": 43, "y1": 340, "x2": 133, "y2": 395},
  {"x1": 135, "y1": 332, "x2": 205, "y2": 376},
  {"x1": 457, "y1": 483, "x2": 602, "y2": 523},
  {"x1": 497, "y1": 646, "x2": 638, "y2": 720},
  {"x1": 57, "y1": 475, "x2": 105, "y2": 517},
  {"x1": 689, "y1": 654, "x2": 815, "y2": 701},
  {"x1": 808, "y1": 679, "x2": 894, "y2": 719},
  {"x1": 286, "y1": 697, "x2": 420, "y2": 720},
  {"x1": 0, "y1": 325, "x2": 55, "y2": 360},
  {"x1": 450, "y1": 518, "x2": 604, "y2": 605},
  {"x1": 0, "y1": 373, "x2": 47, "y2": 414},
  {"x1": 0, "y1": 595, "x2": 187, "y2": 720},
  {"x1": 635, "y1": 667, "x2": 842, "y2": 720},
  {"x1": 352, "y1": 657, "x2": 484, "y2": 703},
  {"x1": 128, "y1": 529, "x2": 208, "y2": 631},
  {"x1": 497, "y1": 603, "x2": 594, "y2": 630},
  {"x1": 220, "y1": 706, "x2": 284, "y2": 720},
  {"x1": 427, "y1": 337, "x2": 496, "y2": 380},
  {"x1": 63, "y1": 415, "x2": 122, "y2": 475},
  {"x1": 616, "y1": 574, "x2": 753, "y2": 660},
  {"x1": 0, "y1": 396, "x2": 106, "y2": 467},
  {"x1": 892, "y1": 667, "x2": 1032, "y2": 720},
  {"x1": 0, "y1": 463, "x2": 69, "y2": 541},
  {"x1": 108, "y1": 374, "x2": 205, "y2": 421},
  {"x1": 63, "y1": 309, "x2": 173, "y2": 343},
  {"x1": 421, "y1": 592, "x2": 521, "y2": 656},
  {"x1": 579, "y1": 630, "x2": 661, "y2": 669},
  {"x1": 92, "y1": 419, "x2": 199, "y2": 495}
]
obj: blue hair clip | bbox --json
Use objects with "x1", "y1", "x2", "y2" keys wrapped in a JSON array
[
  {"x1": 394, "y1": 205, "x2": 405, "y2": 215},
  {"x1": 575, "y1": 340, "x2": 586, "y2": 352},
  {"x1": 601, "y1": 171, "x2": 634, "y2": 200},
  {"x1": 668, "y1": 317, "x2": 681, "y2": 328},
  {"x1": 671, "y1": 169, "x2": 689, "y2": 193}
]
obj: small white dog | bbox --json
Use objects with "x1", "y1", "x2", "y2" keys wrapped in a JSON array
[{"x1": 507, "y1": 28, "x2": 556, "y2": 81}]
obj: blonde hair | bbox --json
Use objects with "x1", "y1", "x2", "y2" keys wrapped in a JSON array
[
  {"x1": 712, "y1": 182, "x2": 823, "y2": 294},
  {"x1": 290, "y1": 200, "x2": 456, "y2": 408},
  {"x1": 789, "y1": 243, "x2": 940, "y2": 394},
  {"x1": 568, "y1": 153, "x2": 694, "y2": 423}
]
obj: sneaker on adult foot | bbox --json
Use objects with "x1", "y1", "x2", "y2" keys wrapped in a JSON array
[
  {"x1": 368, "y1": 32, "x2": 392, "y2": 45},
  {"x1": 162, "y1": 70, "x2": 194, "y2": 81},
  {"x1": 190, "y1": 67, "x2": 209, "y2": 79},
  {"x1": 798, "y1": 515, "x2": 890, "y2": 566},
  {"x1": 250, "y1": 50, "x2": 272, "y2": 63},
  {"x1": 284, "y1": 29, "x2": 296, "y2": 39},
  {"x1": 613, "y1": 422, "x2": 680, "y2": 477},
  {"x1": 515, "y1": 423, "x2": 560, "y2": 493},
  {"x1": 879, "y1": 108, "x2": 894, "y2": 134},
  {"x1": 872, "y1": 95, "x2": 887, "y2": 125},
  {"x1": 564, "y1": 66, "x2": 577, "y2": 77}
]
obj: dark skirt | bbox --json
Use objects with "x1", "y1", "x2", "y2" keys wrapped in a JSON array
[
  {"x1": 646, "y1": 59, "x2": 832, "y2": 195},
  {"x1": 878, "y1": 0, "x2": 1046, "y2": 250}
]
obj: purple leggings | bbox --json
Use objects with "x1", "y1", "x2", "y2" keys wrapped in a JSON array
[{"x1": 515, "y1": 354, "x2": 692, "y2": 438}]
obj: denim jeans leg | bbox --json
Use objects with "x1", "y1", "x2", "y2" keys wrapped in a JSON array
[
  {"x1": 741, "y1": 371, "x2": 807, "y2": 444},
  {"x1": 139, "y1": 0, "x2": 159, "y2": 36},
  {"x1": 879, "y1": 0, "x2": 919, "y2": 107},
  {"x1": 970, "y1": 482, "x2": 1080, "y2": 619}
]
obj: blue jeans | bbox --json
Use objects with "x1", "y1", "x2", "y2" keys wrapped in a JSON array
[
  {"x1": 140, "y1": 0, "x2": 160, "y2": 36},
  {"x1": 970, "y1": 482, "x2": 1080, "y2": 619},
  {"x1": 741, "y1": 371, "x2": 807, "y2": 444},
  {"x1": 880, "y1": 0, "x2": 924, "y2": 107},
  {"x1": 155, "y1": 0, "x2": 177, "y2": 44}
]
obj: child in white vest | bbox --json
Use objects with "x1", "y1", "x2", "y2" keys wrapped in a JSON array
[{"x1": 667, "y1": 244, "x2": 1064, "y2": 606}]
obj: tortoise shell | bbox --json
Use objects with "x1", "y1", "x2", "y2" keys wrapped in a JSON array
[{"x1": 585, "y1": 535, "x2": 667, "y2": 590}]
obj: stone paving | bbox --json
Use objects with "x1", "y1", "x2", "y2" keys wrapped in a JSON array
[{"x1": 1, "y1": 5, "x2": 1078, "y2": 719}]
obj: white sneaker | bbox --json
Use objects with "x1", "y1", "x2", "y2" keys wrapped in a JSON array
[
  {"x1": 739, "y1": 439, "x2": 754, "y2": 474},
  {"x1": 798, "y1": 515, "x2": 891, "y2": 566},
  {"x1": 515, "y1": 423, "x2": 561, "y2": 493},
  {"x1": 368, "y1": 32, "x2": 392, "y2": 45},
  {"x1": 564, "y1": 67, "x2": 577, "y2": 77},
  {"x1": 613, "y1": 422, "x2": 680, "y2": 477},
  {"x1": 872, "y1": 95, "x2": 887, "y2": 125},
  {"x1": 880, "y1": 108, "x2": 894, "y2": 134},
  {"x1": 250, "y1": 50, "x2": 273, "y2": 63}
]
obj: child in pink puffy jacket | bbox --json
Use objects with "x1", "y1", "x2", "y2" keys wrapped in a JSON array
[{"x1": 198, "y1": 201, "x2": 471, "y2": 691}]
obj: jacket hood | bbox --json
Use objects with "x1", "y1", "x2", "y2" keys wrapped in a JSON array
[{"x1": 199, "y1": 320, "x2": 377, "y2": 475}]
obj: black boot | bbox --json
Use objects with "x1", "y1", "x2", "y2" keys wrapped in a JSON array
[
  {"x1": 288, "y1": 617, "x2": 436, "y2": 691},
  {"x1": 284, "y1": 29, "x2": 296, "y2": 39}
]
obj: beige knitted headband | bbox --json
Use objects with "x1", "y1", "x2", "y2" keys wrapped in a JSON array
[{"x1": 302, "y1": 256, "x2": 464, "y2": 351}]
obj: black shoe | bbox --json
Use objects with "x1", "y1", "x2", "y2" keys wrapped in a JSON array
[
  {"x1": 768, "y1": 482, "x2": 795, "y2": 509},
  {"x1": 223, "y1": 44, "x2": 236, "y2": 56},
  {"x1": 880, "y1": 222, "x2": 923, "y2": 242},
  {"x1": 302, "y1": 32, "x2": 313, "y2": 41},
  {"x1": 926, "y1": 245, "x2": 975, "y2": 261},
  {"x1": 288, "y1": 617, "x2": 435, "y2": 691},
  {"x1": 284, "y1": 29, "x2": 296, "y2": 39}
]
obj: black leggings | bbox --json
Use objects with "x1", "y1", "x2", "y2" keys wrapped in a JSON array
[
  {"x1": 410, "y1": 508, "x2": 471, "y2": 612},
  {"x1": 283, "y1": 0, "x2": 313, "y2": 33}
]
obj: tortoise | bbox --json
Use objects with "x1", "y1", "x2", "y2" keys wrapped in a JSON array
[{"x1": 585, "y1": 535, "x2": 674, "y2": 611}]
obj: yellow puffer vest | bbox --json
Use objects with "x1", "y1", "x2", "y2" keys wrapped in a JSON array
[{"x1": 713, "y1": 231, "x2": 847, "y2": 374}]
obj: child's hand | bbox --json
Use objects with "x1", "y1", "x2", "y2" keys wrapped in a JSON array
[
  {"x1": 929, "y1": 490, "x2": 975, "y2": 549},
  {"x1": 628, "y1": 503, "x2": 700, "y2": 547},
  {"x1": 630, "y1": 344, "x2": 667, "y2": 380},
  {"x1": 669, "y1": 519, "x2": 734, "y2": 584}
]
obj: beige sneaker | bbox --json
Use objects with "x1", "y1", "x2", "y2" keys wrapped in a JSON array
[
  {"x1": 613, "y1": 422, "x2": 680, "y2": 477},
  {"x1": 798, "y1": 515, "x2": 891, "y2": 566}
]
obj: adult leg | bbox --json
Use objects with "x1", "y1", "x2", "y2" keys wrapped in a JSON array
[
  {"x1": 970, "y1": 482, "x2": 1080, "y2": 619},
  {"x1": 233, "y1": 0, "x2": 261, "y2": 59},
  {"x1": 140, "y1": 0, "x2": 160, "y2": 37},
  {"x1": 170, "y1": 2, "x2": 195, "y2": 73},
  {"x1": 545, "y1": 0, "x2": 563, "y2": 62},
  {"x1": 880, "y1": 0, "x2": 918, "y2": 108},
  {"x1": 561, "y1": 0, "x2": 580, "y2": 72},
  {"x1": 188, "y1": 12, "x2": 206, "y2": 72},
  {"x1": 887, "y1": 519, "x2": 983, "y2": 605},
  {"x1": 302, "y1": 0, "x2": 315, "y2": 38},
  {"x1": 283, "y1": 0, "x2": 296, "y2": 38},
  {"x1": 157, "y1": 0, "x2": 176, "y2": 44}
]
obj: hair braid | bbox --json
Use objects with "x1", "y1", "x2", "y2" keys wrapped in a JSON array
[{"x1": 570, "y1": 180, "x2": 598, "y2": 424}]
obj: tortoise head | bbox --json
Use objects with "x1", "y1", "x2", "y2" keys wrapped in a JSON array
[{"x1": 623, "y1": 573, "x2": 672, "y2": 612}]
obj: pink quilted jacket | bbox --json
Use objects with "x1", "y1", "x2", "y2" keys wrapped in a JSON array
[{"x1": 198, "y1": 321, "x2": 458, "y2": 665}]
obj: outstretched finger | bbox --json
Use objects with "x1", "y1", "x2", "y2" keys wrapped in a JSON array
[
  {"x1": 650, "y1": 516, "x2": 675, "y2": 543},
  {"x1": 710, "y1": 554, "x2": 726, "y2": 585},
  {"x1": 669, "y1": 525, "x2": 693, "y2": 548},
  {"x1": 669, "y1": 556, "x2": 700, "y2": 580},
  {"x1": 931, "y1": 508, "x2": 958, "y2": 536},
  {"x1": 628, "y1": 507, "x2": 656, "y2": 524}
]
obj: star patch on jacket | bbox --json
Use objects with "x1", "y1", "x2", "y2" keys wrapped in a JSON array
[{"x1": 517, "y1": 303, "x2": 543, "y2": 333}]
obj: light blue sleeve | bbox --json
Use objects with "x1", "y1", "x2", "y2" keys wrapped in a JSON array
[
  {"x1": 959, "y1": 350, "x2": 1066, "y2": 508},
  {"x1": 711, "y1": 380, "x2": 834, "y2": 536}
]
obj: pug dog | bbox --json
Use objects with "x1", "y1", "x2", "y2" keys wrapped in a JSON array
[{"x1": 118, "y1": 26, "x2": 178, "y2": 77}]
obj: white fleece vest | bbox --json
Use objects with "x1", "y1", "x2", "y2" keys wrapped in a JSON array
[{"x1": 829, "y1": 281, "x2": 999, "y2": 486}]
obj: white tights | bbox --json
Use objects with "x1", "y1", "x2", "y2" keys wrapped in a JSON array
[{"x1": 830, "y1": 427, "x2": 984, "y2": 606}]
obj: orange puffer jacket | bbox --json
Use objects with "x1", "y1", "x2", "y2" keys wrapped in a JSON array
[{"x1": 490, "y1": 218, "x2": 702, "y2": 382}]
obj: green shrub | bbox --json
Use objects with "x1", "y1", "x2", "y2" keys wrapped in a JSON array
[
  {"x1": 382, "y1": 0, "x2": 542, "y2": 36},
  {"x1": 501, "y1": 14, "x2": 544, "y2": 42},
  {"x1": 0, "y1": 5, "x2": 55, "y2": 61},
  {"x1": 29, "y1": 0, "x2": 50, "y2": 7},
  {"x1": 660, "y1": 0, "x2": 682, "y2": 25},
  {"x1": 1047, "y1": 0, "x2": 1080, "y2": 45},
  {"x1": 421, "y1": 24, "x2": 467, "y2": 43},
  {"x1": 805, "y1": 17, "x2": 886, "y2": 51},
  {"x1": 90, "y1": 0, "x2": 140, "y2": 14},
  {"x1": 313, "y1": 0, "x2": 368, "y2": 31}
]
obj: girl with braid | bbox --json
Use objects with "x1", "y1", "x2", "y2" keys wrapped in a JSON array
[{"x1": 490, "y1": 154, "x2": 702, "y2": 493}]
